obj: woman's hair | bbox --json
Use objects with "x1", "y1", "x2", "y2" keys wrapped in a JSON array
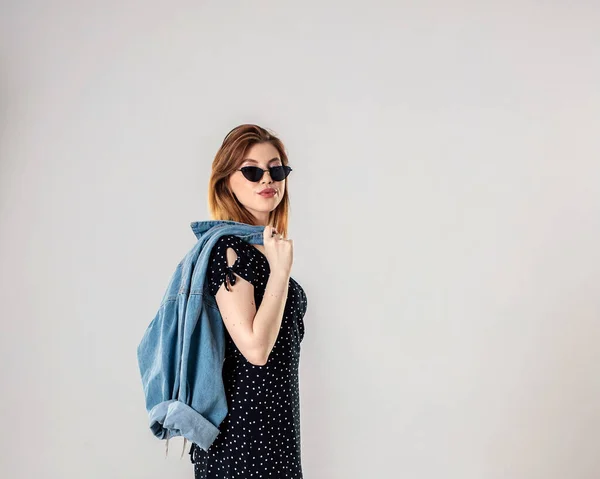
[{"x1": 208, "y1": 124, "x2": 290, "y2": 237}]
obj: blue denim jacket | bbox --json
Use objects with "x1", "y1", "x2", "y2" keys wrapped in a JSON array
[{"x1": 137, "y1": 220, "x2": 267, "y2": 451}]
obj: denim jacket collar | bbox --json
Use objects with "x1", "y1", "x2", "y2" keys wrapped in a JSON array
[{"x1": 190, "y1": 219, "x2": 266, "y2": 243}]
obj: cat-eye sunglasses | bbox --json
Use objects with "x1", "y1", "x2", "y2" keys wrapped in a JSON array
[{"x1": 236, "y1": 165, "x2": 292, "y2": 182}]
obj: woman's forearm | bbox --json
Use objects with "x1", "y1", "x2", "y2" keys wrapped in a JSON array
[{"x1": 251, "y1": 269, "x2": 290, "y2": 363}]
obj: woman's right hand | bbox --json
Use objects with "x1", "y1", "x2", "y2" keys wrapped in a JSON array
[{"x1": 263, "y1": 225, "x2": 293, "y2": 277}]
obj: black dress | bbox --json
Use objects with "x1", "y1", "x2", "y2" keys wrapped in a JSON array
[{"x1": 189, "y1": 234, "x2": 307, "y2": 479}]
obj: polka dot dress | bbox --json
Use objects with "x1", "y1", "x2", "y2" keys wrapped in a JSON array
[{"x1": 189, "y1": 234, "x2": 307, "y2": 478}]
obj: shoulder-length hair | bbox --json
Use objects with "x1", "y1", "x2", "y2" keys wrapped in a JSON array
[{"x1": 208, "y1": 124, "x2": 291, "y2": 237}]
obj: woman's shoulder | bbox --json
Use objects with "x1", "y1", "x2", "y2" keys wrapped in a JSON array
[
  {"x1": 212, "y1": 233, "x2": 247, "y2": 250},
  {"x1": 209, "y1": 234, "x2": 269, "y2": 272},
  {"x1": 206, "y1": 235, "x2": 257, "y2": 294},
  {"x1": 213, "y1": 234, "x2": 265, "y2": 258},
  {"x1": 208, "y1": 234, "x2": 249, "y2": 264}
]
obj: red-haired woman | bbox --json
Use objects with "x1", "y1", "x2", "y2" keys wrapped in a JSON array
[{"x1": 189, "y1": 124, "x2": 307, "y2": 479}]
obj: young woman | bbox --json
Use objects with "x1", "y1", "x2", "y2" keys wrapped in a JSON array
[{"x1": 189, "y1": 124, "x2": 307, "y2": 478}]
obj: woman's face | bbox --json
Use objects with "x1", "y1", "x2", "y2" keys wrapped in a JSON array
[{"x1": 228, "y1": 142, "x2": 285, "y2": 226}]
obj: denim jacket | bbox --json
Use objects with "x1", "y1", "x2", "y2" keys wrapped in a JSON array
[{"x1": 137, "y1": 220, "x2": 267, "y2": 452}]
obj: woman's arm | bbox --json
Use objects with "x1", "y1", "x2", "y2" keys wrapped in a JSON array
[{"x1": 214, "y1": 246, "x2": 289, "y2": 366}]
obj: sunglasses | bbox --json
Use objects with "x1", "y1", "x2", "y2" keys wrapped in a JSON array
[{"x1": 236, "y1": 165, "x2": 292, "y2": 182}]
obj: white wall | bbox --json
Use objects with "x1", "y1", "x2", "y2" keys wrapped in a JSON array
[{"x1": 1, "y1": 1, "x2": 599, "y2": 478}]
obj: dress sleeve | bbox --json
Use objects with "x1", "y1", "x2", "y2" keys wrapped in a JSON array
[{"x1": 206, "y1": 235, "x2": 256, "y2": 296}]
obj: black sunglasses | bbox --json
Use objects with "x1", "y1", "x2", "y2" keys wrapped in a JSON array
[{"x1": 236, "y1": 165, "x2": 292, "y2": 182}]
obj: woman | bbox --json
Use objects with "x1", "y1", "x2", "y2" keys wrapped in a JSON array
[{"x1": 189, "y1": 124, "x2": 307, "y2": 479}]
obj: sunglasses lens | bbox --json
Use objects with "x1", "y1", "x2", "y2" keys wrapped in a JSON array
[
  {"x1": 241, "y1": 166, "x2": 263, "y2": 181},
  {"x1": 270, "y1": 166, "x2": 285, "y2": 181}
]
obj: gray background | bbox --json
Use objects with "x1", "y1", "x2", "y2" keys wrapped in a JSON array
[{"x1": 1, "y1": 1, "x2": 599, "y2": 478}]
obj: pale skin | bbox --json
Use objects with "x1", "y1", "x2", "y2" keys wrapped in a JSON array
[{"x1": 214, "y1": 142, "x2": 294, "y2": 366}]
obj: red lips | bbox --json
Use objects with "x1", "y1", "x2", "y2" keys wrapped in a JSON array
[{"x1": 258, "y1": 188, "x2": 276, "y2": 195}]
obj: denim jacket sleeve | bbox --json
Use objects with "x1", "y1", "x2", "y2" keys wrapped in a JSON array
[{"x1": 136, "y1": 256, "x2": 222, "y2": 451}]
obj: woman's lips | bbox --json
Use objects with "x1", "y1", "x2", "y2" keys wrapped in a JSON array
[{"x1": 259, "y1": 189, "x2": 276, "y2": 197}]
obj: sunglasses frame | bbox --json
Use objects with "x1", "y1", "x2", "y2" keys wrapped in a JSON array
[{"x1": 236, "y1": 165, "x2": 293, "y2": 182}]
